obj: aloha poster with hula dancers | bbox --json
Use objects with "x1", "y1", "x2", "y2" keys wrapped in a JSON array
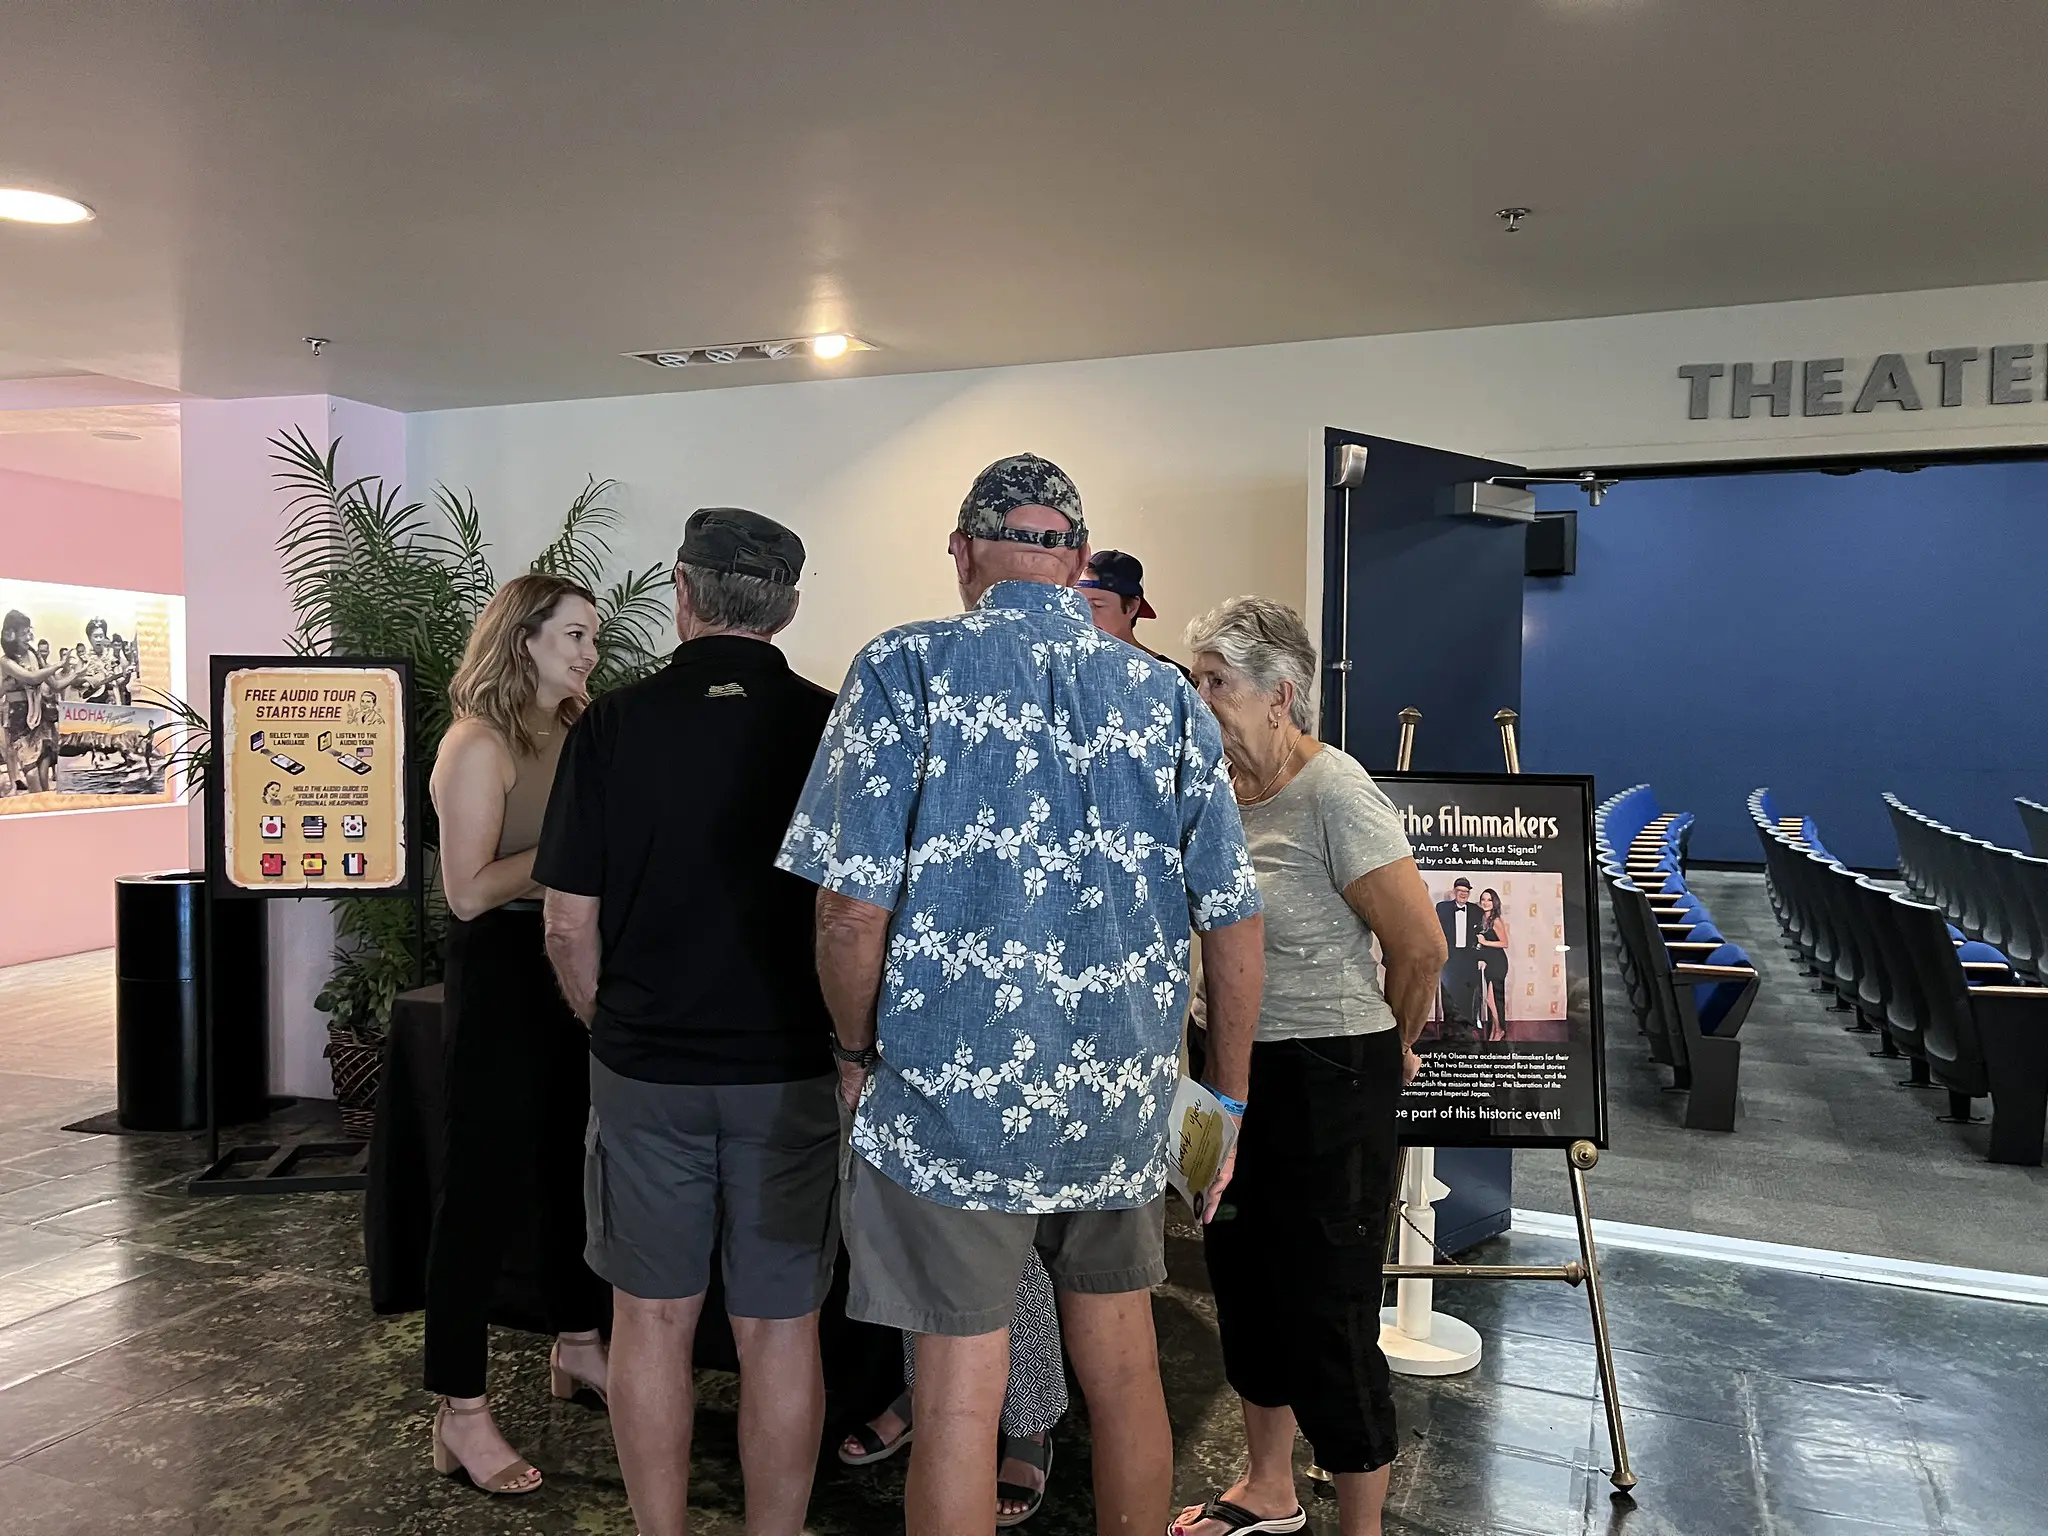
[{"x1": 0, "y1": 577, "x2": 186, "y2": 814}]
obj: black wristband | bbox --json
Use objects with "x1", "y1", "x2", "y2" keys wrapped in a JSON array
[{"x1": 830, "y1": 1036, "x2": 879, "y2": 1069}]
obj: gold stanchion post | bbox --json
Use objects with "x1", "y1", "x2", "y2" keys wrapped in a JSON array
[
  {"x1": 1395, "y1": 706, "x2": 1422, "y2": 773},
  {"x1": 1494, "y1": 707, "x2": 1521, "y2": 774},
  {"x1": 1570, "y1": 1140, "x2": 1637, "y2": 1491}
]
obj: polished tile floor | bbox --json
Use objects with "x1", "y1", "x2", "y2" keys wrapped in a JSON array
[
  {"x1": 4, "y1": 946, "x2": 2047, "y2": 1532},
  {"x1": 0, "y1": 1063, "x2": 2044, "y2": 1534}
]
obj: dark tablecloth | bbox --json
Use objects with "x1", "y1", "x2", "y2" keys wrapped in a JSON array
[{"x1": 364, "y1": 984, "x2": 898, "y2": 1408}]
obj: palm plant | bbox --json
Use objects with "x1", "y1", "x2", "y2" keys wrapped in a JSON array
[{"x1": 168, "y1": 429, "x2": 668, "y2": 1046}]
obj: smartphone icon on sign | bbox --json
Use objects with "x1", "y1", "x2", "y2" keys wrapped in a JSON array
[
  {"x1": 269, "y1": 754, "x2": 305, "y2": 776},
  {"x1": 332, "y1": 752, "x2": 371, "y2": 776}
]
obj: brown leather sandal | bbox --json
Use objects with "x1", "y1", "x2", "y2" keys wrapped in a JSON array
[{"x1": 431, "y1": 1400, "x2": 543, "y2": 1495}]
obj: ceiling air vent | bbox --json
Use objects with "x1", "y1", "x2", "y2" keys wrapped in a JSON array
[{"x1": 627, "y1": 334, "x2": 873, "y2": 369}]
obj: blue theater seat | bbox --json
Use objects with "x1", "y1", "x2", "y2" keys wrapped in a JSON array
[
  {"x1": 1692, "y1": 943, "x2": 1757, "y2": 1035},
  {"x1": 1957, "y1": 940, "x2": 2015, "y2": 984}
]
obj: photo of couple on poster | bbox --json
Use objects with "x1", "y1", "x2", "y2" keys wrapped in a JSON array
[{"x1": 1422, "y1": 872, "x2": 1569, "y2": 1048}]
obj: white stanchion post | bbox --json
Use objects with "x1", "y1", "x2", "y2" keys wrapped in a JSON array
[{"x1": 1379, "y1": 1146, "x2": 1482, "y2": 1376}]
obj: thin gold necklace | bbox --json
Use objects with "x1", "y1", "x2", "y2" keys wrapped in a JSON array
[{"x1": 1235, "y1": 732, "x2": 1300, "y2": 807}]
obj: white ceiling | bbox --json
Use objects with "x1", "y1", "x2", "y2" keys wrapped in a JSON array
[
  {"x1": 5, "y1": 1, "x2": 2048, "y2": 412},
  {"x1": 0, "y1": 404, "x2": 181, "y2": 499}
]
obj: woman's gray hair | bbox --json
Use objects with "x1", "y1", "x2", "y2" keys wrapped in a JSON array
[
  {"x1": 679, "y1": 565, "x2": 799, "y2": 635},
  {"x1": 1184, "y1": 596, "x2": 1319, "y2": 730}
]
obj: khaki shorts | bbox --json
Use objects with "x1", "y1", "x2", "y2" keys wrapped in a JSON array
[{"x1": 840, "y1": 1151, "x2": 1166, "y2": 1336}]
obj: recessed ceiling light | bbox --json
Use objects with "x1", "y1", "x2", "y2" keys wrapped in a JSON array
[
  {"x1": 628, "y1": 333, "x2": 874, "y2": 370},
  {"x1": 0, "y1": 188, "x2": 96, "y2": 225},
  {"x1": 91, "y1": 430, "x2": 142, "y2": 441}
]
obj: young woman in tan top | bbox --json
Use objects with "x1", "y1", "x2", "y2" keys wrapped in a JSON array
[{"x1": 422, "y1": 573, "x2": 610, "y2": 1496}]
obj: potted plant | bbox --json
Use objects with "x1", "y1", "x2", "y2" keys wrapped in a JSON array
[{"x1": 151, "y1": 430, "x2": 669, "y2": 1133}]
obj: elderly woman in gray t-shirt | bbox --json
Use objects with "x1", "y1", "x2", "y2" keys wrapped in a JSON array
[{"x1": 1175, "y1": 597, "x2": 1447, "y2": 1536}]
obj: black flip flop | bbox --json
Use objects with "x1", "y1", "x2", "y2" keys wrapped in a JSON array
[
  {"x1": 1169, "y1": 1495, "x2": 1308, "y2": 1534},
  {"x1": 995, "y1": 1430, "x2": 1053, "y2": 1528},
  {"x1": 837, "y1": 1390, "x2": 914, "y2": 1466}
]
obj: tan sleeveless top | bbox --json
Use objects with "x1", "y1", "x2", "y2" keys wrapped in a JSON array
[{"x1": 497, "y1": 728, "x2": 565, "y2": 858}]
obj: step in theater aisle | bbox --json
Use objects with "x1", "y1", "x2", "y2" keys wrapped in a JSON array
[{"x1": 1513, "y1": 870, "x2": 2048, "y2": 1277}]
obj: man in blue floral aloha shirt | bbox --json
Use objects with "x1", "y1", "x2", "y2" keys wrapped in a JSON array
[{"x1": 778, "y1": 452, "x2": 1268, "y2": 1535}]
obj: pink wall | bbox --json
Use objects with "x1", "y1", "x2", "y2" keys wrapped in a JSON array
[
  {"x1": 0, "y1": 467, "x2": 182, "y2": 592},
  {"x1": 0, "y1": 808, "x2": 191, "y2": 968},
  {"x1": 0, "y1": 465, "x2": 188, "y2": 965}
]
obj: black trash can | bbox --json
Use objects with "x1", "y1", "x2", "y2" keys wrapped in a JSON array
[{"x1": 114, "y1": 872, "x2": 268, "y2": 1130}]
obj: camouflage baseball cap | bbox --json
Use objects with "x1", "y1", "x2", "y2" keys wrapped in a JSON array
[{"x1": 957, "y1": 453, "x2": 1087, "y2": 549}]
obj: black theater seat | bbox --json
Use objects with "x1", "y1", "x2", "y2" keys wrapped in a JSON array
[
  {"x1": 1886, "y1": 793, "x2": 2044, "y2": 984},
  {"x1": 2018, "y1": 796, "x2": 2048, "y2": 858},
  {"x1": 1888, "y1": 892, "x2": 2048, "y2": 1165}
]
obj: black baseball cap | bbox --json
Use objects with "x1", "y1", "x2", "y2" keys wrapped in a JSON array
[
  {"x1": 1078, "y1": 549, "x2": 1156, "y2": 620},
  {"x1": 675, "y1": 507, "x2": 804, "y2": 586}
]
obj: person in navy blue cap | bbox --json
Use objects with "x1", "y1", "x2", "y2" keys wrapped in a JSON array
[{"x1": 1078, "y1": 550, "x2": 1192, "y2": 682}]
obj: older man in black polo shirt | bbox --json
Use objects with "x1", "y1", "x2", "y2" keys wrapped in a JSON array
[{"x1": 537, "y1": 508, "x2": 837, "y2": 1536}]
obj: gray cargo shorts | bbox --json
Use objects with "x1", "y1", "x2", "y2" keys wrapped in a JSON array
[
  {"x1": 585, "y1": 1057, "x2": 839, "y2": 1315},
  {"x1": 840, "y1": 1150, "x2": 1166, "y2": 1336}
]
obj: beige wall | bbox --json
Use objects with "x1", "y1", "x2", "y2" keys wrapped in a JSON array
[
  {"x1": 408, "y1": 361, "x2": 1315, "y2": 689},
  {"x1": 408, "y1": 278, "x2": 2048, "y2": 689}
]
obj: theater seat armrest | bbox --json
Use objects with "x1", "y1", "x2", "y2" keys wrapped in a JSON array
[
  {"x1": 1673, "y1": 963, "x2": 1759, "y2": 980},
  {"x1": 1667, "y1": 942, "x2": 1721, "y2": 953},
  {"x1": 1962, "y1": 962, "x2": 2013, "y2": 973},
  {"x1": 1967, "y1": 985, "x2": 2047, "y2": 998}
]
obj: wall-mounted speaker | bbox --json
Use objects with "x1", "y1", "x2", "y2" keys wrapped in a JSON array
[{"x1": 1526, "y1": 511, "x2": 1577, "y2": 577}]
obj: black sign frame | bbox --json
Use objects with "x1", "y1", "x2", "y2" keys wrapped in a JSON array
[
  {"x1": 205, "y1": 653, "x2": 420, "y2": 903},
  {"x1": 1377, "y1": 769, "x2": 1607, "y2": 1151}
]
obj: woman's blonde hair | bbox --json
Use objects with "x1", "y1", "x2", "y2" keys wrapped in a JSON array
[{"x1": 448, "y1": 573, "x2": 598, "y2": 756}]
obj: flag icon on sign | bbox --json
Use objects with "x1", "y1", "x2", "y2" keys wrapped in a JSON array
[
  {"x1": 260, "y1": 852, "x2": 285, "y2": 877},
  {"x1": 301, "y1": 816, "x2": 326, "y2": 839},
  {"x1": 260, "y1": 815, "x2": 284, "y2": 839},
  {"x1": 302, "y1": 852, "x2": 327, "y2": 877},
  {"x1": 342, "y1": 852, "x2": 367, "y2": 877},
  {"x1": 341, "y1": 815, "x2": 365, "y2": 839}
]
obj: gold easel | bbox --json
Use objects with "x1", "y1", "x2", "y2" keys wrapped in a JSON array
[{"x1": 1306, "y1": 706, "x2": 1636, "y2": 1497}]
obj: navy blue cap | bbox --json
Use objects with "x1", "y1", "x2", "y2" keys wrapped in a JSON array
[{"x1": 1077, "y1": 549, "x2": 1156, "y2": 620}]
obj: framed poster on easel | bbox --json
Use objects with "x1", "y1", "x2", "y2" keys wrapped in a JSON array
[
  {"x1": 1374, "y1": 770, "x2": 1607, "y2": 1150},
  {"x1": 1352, "y1": 709, "x2": 1633, "y2": 1497},
  {"x1": 195, "y1": 654, "x2": 419, "y2": 1195}
]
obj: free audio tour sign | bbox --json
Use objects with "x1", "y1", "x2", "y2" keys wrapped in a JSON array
[{"x1": 213, "y1": 658, "x2": 411, "y2": 895}]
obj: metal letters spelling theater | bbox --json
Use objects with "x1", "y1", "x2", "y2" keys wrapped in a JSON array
[{"x1": 1679, "y1": 344, "x2": 2048, "y2": 419}]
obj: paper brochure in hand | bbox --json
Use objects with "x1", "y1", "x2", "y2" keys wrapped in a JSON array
[{"x1": 1166, "y1": 1076, "x2": 1239, "y2": 1215}]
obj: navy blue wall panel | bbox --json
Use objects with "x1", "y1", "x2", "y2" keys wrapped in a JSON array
[
  {"x1": 1522, "y1": 462, "x2": 2048, "y2": 869},
  {"x1": 1326, "y1": 432, "x2": 1528, "y2": 772}
]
